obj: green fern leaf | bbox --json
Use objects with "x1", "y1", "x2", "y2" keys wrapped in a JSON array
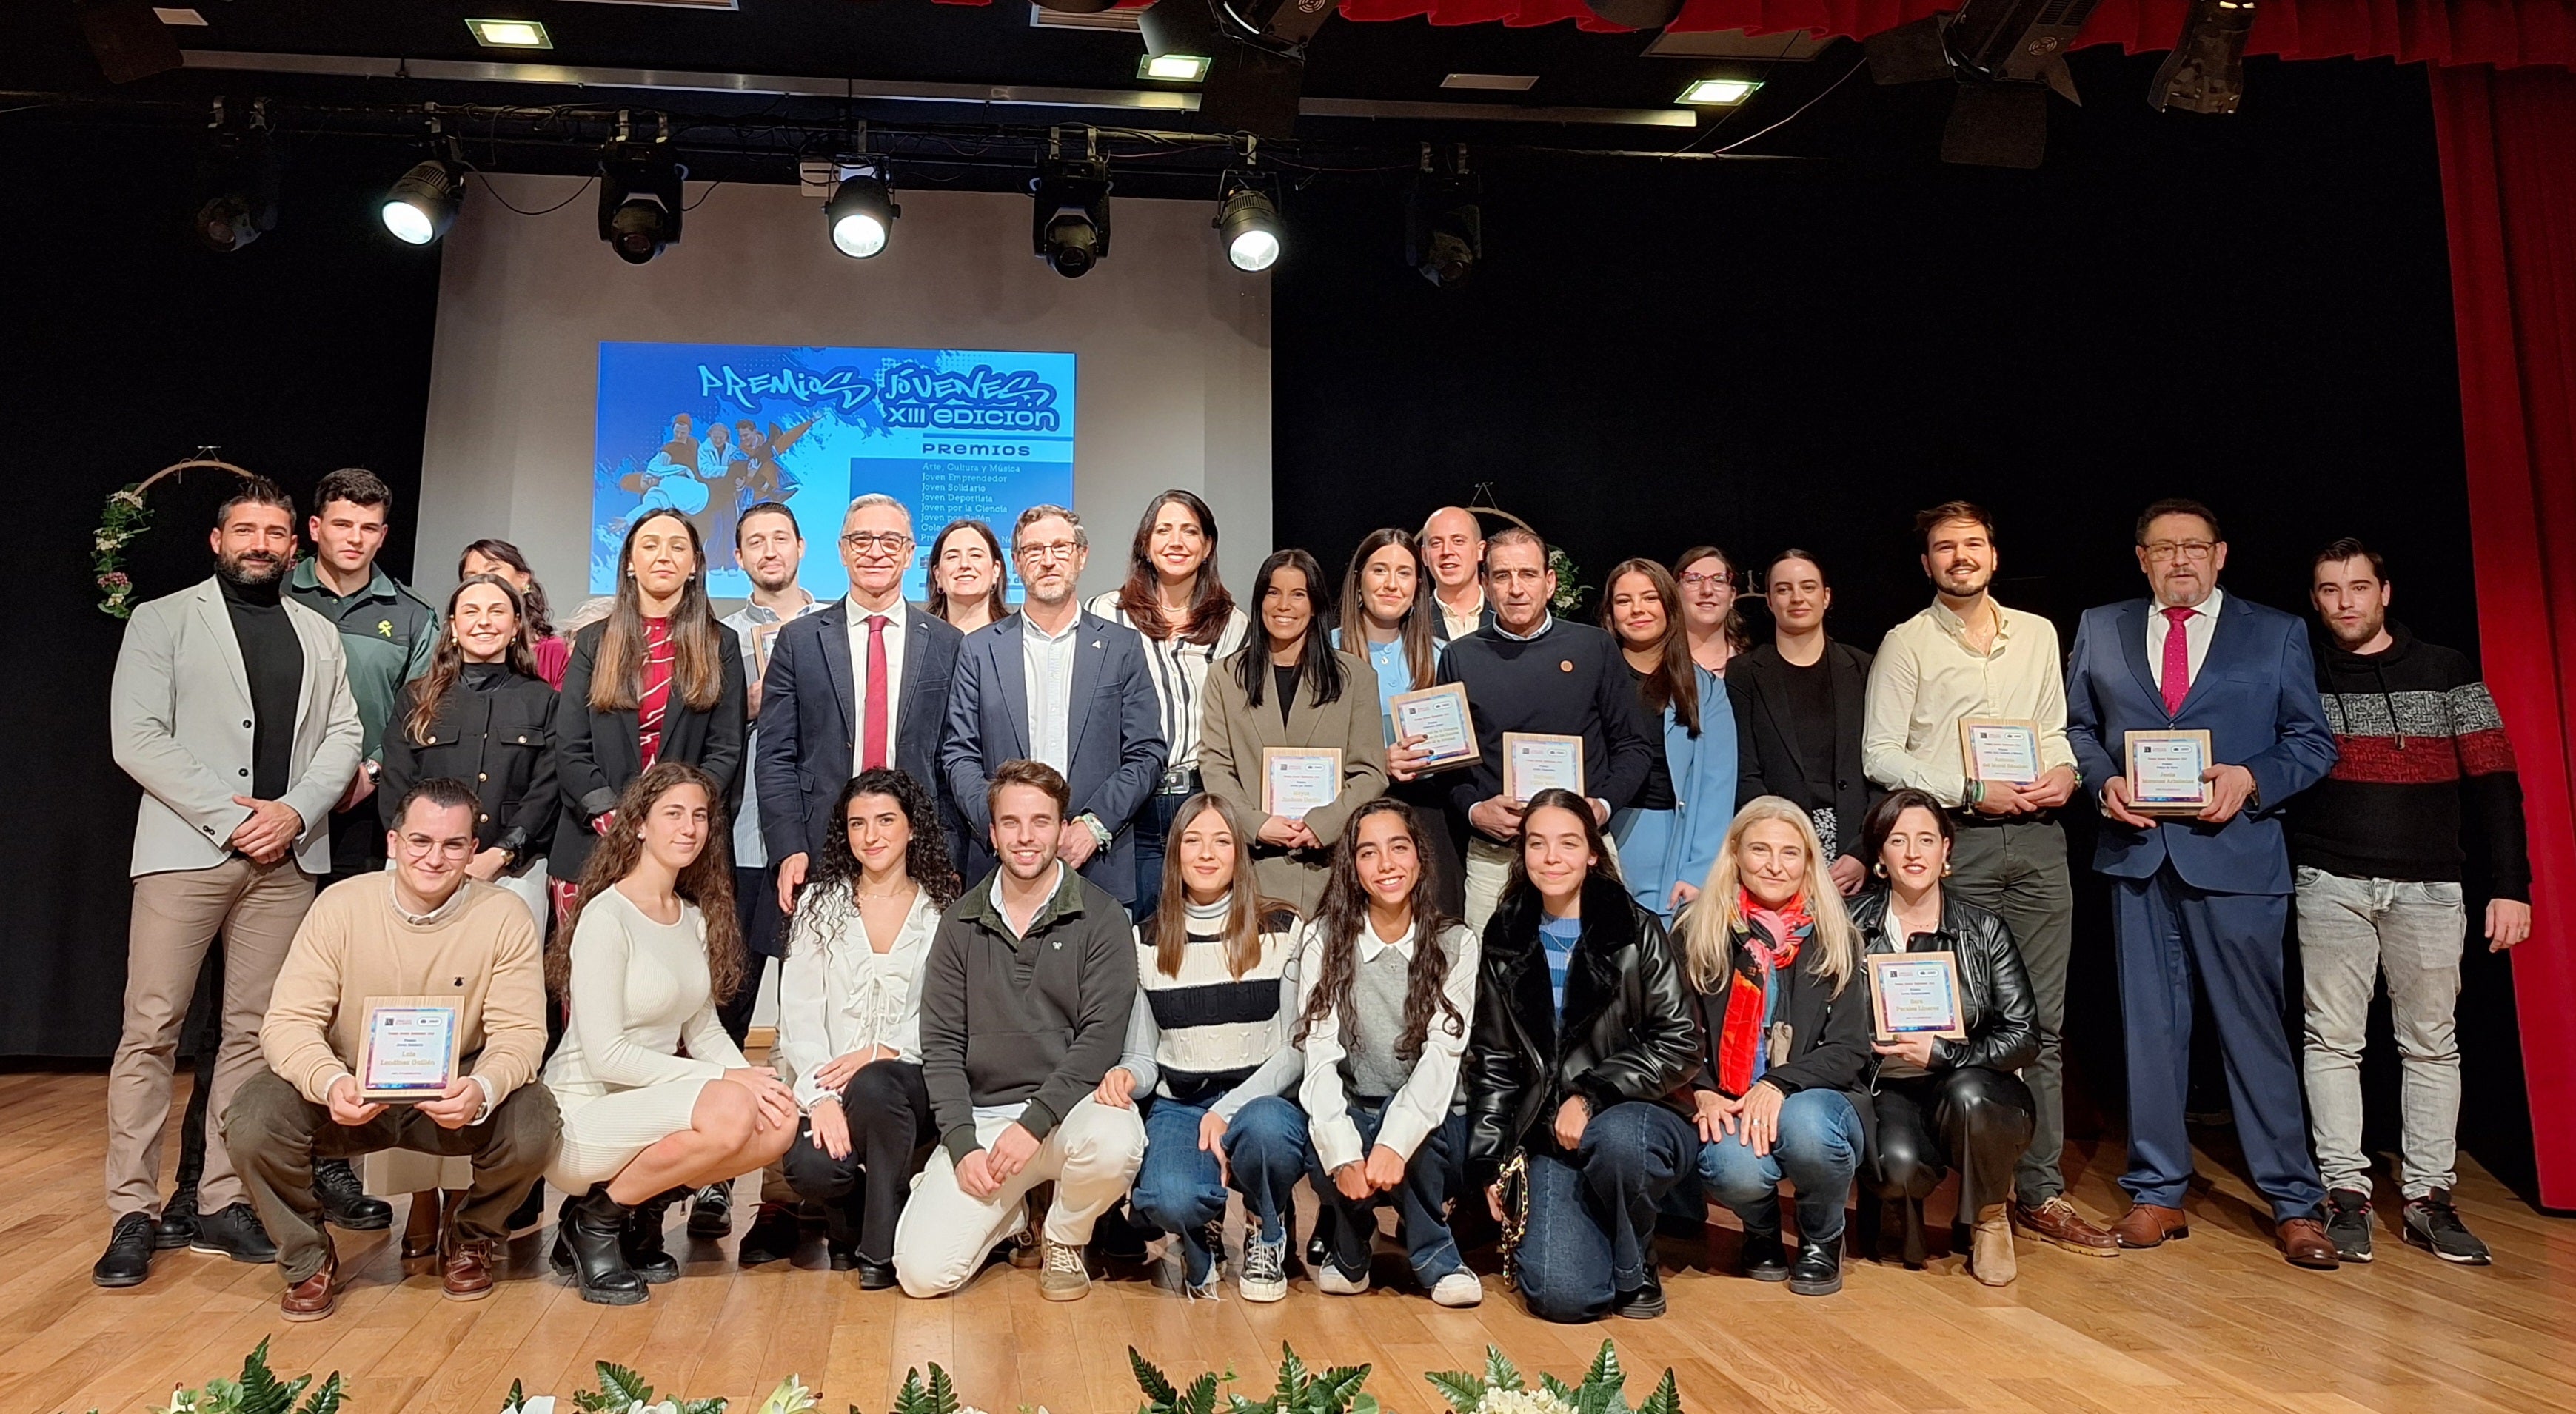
[
  {"x1": 1273, "y1": 1344, "x2": 1310, "y2": 1410},
  {"x1": 598, "y1": 1361, "x2": 655, "y2": 1407},
  {"x1": 1635, "y1": 1370, "x2": 1680, "y2": 1414},
  {"x1": 1584, "y1": 1341, "x2": 1623, "y2": 1398},
  {"x1": 895, "y1": 1367, "x2": 930, "y2": 1414},
  {"x1": 1424, "y1": 1370, "x2": 1485, "y2": 1413},
  {"x1": 1311, "y1": 1366, "x2": 1371, "y2": 1414},
  {"x1": 1131, "y1": 1349, "x2": 1180, "y2": 1410},
  {"x1": 505, "y1": 1379, "x2": 529, "y2": 1413},
  {"x1": 1540, "y1": 1375, "x2": 1577, "y2": 1405},
  {"x1": 1185, "y1": 1372, "x2": 1220, "y2": 1414},
  {"x1": 1351, "y1": 1396, "x2": 1379, "y2": 1414},
  {"x1": 1223, "y1": 1392, "x2": 1270, "y2": 1414},
  {"x1": 296, "y1": 1373, "x2": 346, "y2": 1414},
  {"x1": 929, "y1": 1364, "x2": 960, "y2": 1414},
  {"x1": 1483, "y1": 1349, "x2": 1523, "y2": 1394},
  {"x1": 237, "y1": 1340, "x2": 296, "y2": 1414}
]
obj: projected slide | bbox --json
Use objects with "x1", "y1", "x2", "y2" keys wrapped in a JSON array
[{"x1": 591, "y1": 341, "x2": 1076, "y2": 601}]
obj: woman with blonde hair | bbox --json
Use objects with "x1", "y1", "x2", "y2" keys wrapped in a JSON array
[{"x1": 1676, "y1": 796, "x2": 1873, "y2": 1298}]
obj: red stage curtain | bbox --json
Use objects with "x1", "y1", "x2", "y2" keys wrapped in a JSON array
[
  {"x1": 1329, "y1": 0, "x2": 2576, "y2": 68},
  {"x1": 2432, "y1": 63, "x2": 2576, "y2": 1209}
]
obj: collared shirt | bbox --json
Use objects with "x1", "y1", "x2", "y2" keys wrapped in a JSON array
[
  {"x1": 844, "y1": 594, "x2": 912, "y2": 778},
  {"x1": 1495, "y1": 610, "x2": 1554, "y2": 643},
  {"x1": 1436, "y1": 587, "x2": 1486, "y2": 643},
  {"x1": 1863, "y1": 597, "x2": 2077, "y2": 808},
  {"x1": 1088, "y1": 593, "x2": 1248, "y2": 776},
  {"x1": 989, "y1": 861, "x2": 1068, "y2": 942},
  {"x1": 2147, "y1": 586, "x2": 2227, "y2": 692},
  {"x1": 720, "y1": 592, "x2": 823, "y2": 868},
  {"x1": 284, "y1": 560, "x2": 436, "y2": 763},
  {"x1": 1296, "y1": 914, "x2": 1480, "y2": 1173},
  {"x1": 1020, "y1": 610, "x2": 1083, "y2": 777}
]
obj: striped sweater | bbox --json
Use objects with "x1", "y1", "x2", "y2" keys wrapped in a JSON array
[
  {"x1": 2290, "y1": 623, "x2": 2529, "y2": 899},
  {"x1": 1115, "y1": 899, "x2": 1305, "y2": 1116}
]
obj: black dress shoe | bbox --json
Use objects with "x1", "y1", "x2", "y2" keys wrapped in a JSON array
[
  {"x1": 561, "y1": 1185, "x2": 650, "y2": 1306},
  {"x1": 622, "y1": 1189, "x2": 683, "y2": 1284},
  {"x1": 687, "y1": 1183, "x2": 732, "y2": 1239},
  {"x1": 93, "y1": 1213, "x2": 158, "y2": 1287},
  {"x1": 1739, "y1": 1227, "x2": 1789, "y2": 1281},
  {"x1": 1787, "y1": 1238, "x2": 1844, "y2": 1296},
  {"x1": 1613, "y1": 1268, "x2": 1666, "y2": 1319},
  {"x1": 737, "y1": 1201, "x2": 803, "y2": 1265},
  {"x1": 856, "y1": 1256, "x2": 898, "y2": 1290},
  {"x1": 505, "y1": 1182, "x2": 546, "y2": 1234},
  {"x1": 828, "y1": 1244, "x2": 859, "y2": 1273},
  {"x1": 314, "y1": 1157, "x2": 393, "y2": 1230},
  {"x1": 193, "y1": 1202, "x2": 278, "y2": 1263},
  {"x1": 156, "y1": 1187, "x2": 201, "y2": 1250}
]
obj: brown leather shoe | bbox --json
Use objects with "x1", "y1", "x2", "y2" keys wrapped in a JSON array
[
  {"x1": 2278, "y1": 1217, "x2": 2341, "y2": 1270},
  {"x1": 2110, "y1": 1203, "x2": 2191, "y2": 1249},
  {"x1": 2013, "y1": 1196, "x2": 2121, "y2": 1257},
  {"x1": 443, "y1": 1236, "x2": 501, "y2": 1301},
  {"x1": 280, "y1": 1253, "x2": 340, "y2": 1321}
]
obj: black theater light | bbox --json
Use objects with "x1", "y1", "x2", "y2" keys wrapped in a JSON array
[
  {"x1": 599, "y1": 116, "x2": 684, "y2": 265},
  {"x1": 381, "y1": 156, "x2": 464, "y2": 246},
  {"x1": 1404, "y1": 143, "x2": 1480, "y2": 289},
  {"x1": 1216, "y1": 178, "x2": 1281, "y2": 273},
  {"x1": 1031, "y1": 129, "x2": 1112, "y2": 279},
  {"x1": 2149, "y1": 0, "x2": 2258, "y2": 113},
  {"x1": 193, "y1": 103, "x2": 281, "y2": 253},
  {"x1": 826, "y1": 159, "x2": 899, "y2": 259}
]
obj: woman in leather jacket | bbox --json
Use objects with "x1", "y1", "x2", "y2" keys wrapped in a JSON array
[
  {"x1": 1466, "y1": 789, "x2": 1699, "y2": 1323},
  {"x1": 1847, "y1": 788, "x2": 2038, "y2": 1285}
]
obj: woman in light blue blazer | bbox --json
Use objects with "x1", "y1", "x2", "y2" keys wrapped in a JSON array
[{"x1": 1601, "y1": 559, "x2": 1738, "y2": 918}]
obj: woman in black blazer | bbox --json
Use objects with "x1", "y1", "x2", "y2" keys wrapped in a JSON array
[
  {"x1": 1729, "y1": 549, "x2": 1875, "y2": 895},
  {"x1": 551, "y1": 509, "x2": 748, "y2": 888}
]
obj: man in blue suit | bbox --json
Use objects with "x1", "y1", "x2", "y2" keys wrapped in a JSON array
[
  {"x1": 2065, "y1": 498, "x2": 2342, "y2": 1270},
  {"x1": 757, "y1": 494, "x2": 966, "y2": 908},
  {"x1": 941, "y1": 505, "x2": 1168, "y2": 905}
]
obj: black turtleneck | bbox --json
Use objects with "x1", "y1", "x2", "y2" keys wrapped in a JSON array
[{"x1": 221, "y1": 571, "x2": 303, "y2": 801}]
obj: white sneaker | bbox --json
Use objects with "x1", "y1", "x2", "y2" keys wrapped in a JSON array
[
  {"x1": 1240, "y1": 1228, "x2": 1289, "y2": 1303},
  {"x1": 1430, "y1": 1270, "x2": 1484, "y2": 1307},
  {"x1": 1316, "y1": 1262, "x2": 1370, "y2": 1295}
]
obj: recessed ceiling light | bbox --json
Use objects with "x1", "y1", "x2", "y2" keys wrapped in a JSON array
[
  {"x1": 1138, "y1": 53, "x2": 1211, "y2": 82},
  {"x1": 153, "y1": 7, "x2": 208, "y2": 24},
  {"x1": 466, "y1": 19, "x2": 554, "y2": 48},
  {"x1": 1679, "y1": 78, "x2": 1761, "y2": 104},
  {"x1": 1441, "y1": 73, "x2": 1539, "y2": 91}
]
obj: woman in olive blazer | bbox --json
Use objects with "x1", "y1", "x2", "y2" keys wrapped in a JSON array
[{"x1": 1197, "y1": 549, "x2": 1388, "y2": 916}]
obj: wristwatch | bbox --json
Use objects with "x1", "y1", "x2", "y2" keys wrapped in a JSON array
[
  {"x1": 1964, "y1": 779, "x2": 1985, "y2": 807},
  {"x1": 1080, "y1": 814, "x2": 1114, "y2": 850}
]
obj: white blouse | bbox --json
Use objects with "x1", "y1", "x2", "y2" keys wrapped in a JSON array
[{"x1": 775, "y1": 882, "x2": 943, "y2": 1110}]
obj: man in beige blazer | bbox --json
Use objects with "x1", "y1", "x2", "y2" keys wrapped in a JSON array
[{"x1": 96, "y1": 478, "x2": 363, "y2": 1288}]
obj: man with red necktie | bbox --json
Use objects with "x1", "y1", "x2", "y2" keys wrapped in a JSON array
[{"x1": 2064, "y1": 498, "x2": 2342, "y2": 1270}]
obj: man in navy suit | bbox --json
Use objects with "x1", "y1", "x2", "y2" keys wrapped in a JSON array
[
  {"x1": 941, "y1": 505, "x2": 1168, "y2": 906},
  {"x1": 757, "y1": 493, "x2": 966, "y2": 909},
  {"x1": 2064, "y1": 498, "x2": 2342, "y2": 1270}
]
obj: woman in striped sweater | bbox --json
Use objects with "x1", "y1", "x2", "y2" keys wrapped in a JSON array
[{"x1": 1094, "y1": 794, "x2": 1307, "y2": 1301}]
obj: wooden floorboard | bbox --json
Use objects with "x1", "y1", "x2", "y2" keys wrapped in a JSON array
[{"x1": 8, "y1": 1070, "x2": 2573, "y2": 1414}]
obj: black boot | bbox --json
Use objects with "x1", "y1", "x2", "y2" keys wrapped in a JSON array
[
  {"x1": 686, "y1": 1182, "x2": 732, "y2": 1239},
  {"x1": 1788, "y1": 1237, "x2": 1844, "y2": 1296},
  {"x1": 1739, "y1": 1223, "x2": 1789, "y2": 1281},
  {"x1": 558, "y1": 1185, "x2": 650, "y2": 1305},
  {"x1": 622, "y1": 1187, "x2": 684, "y2": 1284},
  {"x1": 1613, "y1": 1267, "x2": 1665, "y2": 1320},
  {"x1": 313, "y1": 1156, "x2": 393, "y2": 1230},
  {"x1": 193, "y1": 1202, "x2": 278, "y2": 1263}
]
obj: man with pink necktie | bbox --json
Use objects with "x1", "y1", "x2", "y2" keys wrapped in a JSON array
[{"x1": 2064, "y1": 498, "x2": 2341, "y2": 1271}]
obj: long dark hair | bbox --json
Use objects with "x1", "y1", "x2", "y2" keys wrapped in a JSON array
[
  {"x1": 1499, "y1": 787, "x2": 1625, "y2": 906},
  {"x1": 925, "y1": 518, "x2": 1011, "y2": 626},
  {"x1": 589, "y1": 509, "x2": 726, "y2": 714},
  {"x1": 551, "y1": 762, "x2": 744, "y2": 1001},
  {"x1": 1599, "y1": 557, "x2": 1701, "y2": 735},
  {"x1": 458, "y1": 537, "x2": 555, "y2": 640},
  {"x1": 1235, "y1": 548, "x2": 1345, "y2": 710},
  {"x1": 1336, "y1": 527, "x2": 1438, "y2": 692},
  {"x1": 1671, "y1": 544, "x2": 1750, "y2": 654},
  {"x1": 789, "y1": 768, "x2": 962, "y2": 960},
  {"x1": 1151, "y1": 794, "x2": 1279, "y2": 979},
  {"x1": 1295, "y1": 797, "x2": 1464, "y2": 1062},
  {"x1": 403, "y1": 574, "x2": 542, "y2": 747},
  {"x1": 1114, "y1": 489, "x2": 1236, "y2": 646}
]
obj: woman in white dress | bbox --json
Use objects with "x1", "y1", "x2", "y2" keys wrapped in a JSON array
[
  {"x1": 541, "y1": 762, "x2": 798, "y2": 1304},
  {"x1": 775, "y1": 768, "x2": 961, "y2": 1289}
]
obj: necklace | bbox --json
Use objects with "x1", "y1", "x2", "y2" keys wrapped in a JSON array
[{"x1": 857, "y1": 883, "x2": 914, "y2": 902}]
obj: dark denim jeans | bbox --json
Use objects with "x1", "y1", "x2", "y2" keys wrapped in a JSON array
[
  {"x1": 1128, "y1": 789, "x2": 1197, "y2": 921},
  {"x1": 1514, "y1": 1100, "x2": 1699, "y2": 1323},
  {"x1": 1128, "y1": 1093, "x2": 1308, "y2": 1285},
  {"x1": 1695, "y1": 1088, "x2": 1862, "y2": 1245},
  {"x1": 1305, "y1": 1096, "x2": 1464, "y2": 1285}
]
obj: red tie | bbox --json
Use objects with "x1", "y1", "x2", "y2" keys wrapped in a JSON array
[
  {"x1": 2160, "y1": 605, "x2": 2194, "y2": 717},
  {"x1": 861, "y1": 614, "x2": 890, "y2": 771}
]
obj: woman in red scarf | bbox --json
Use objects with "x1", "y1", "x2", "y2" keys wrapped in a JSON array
[{"x1": 1676, "y1": 796, "x2": 1870, "y2": 1297}]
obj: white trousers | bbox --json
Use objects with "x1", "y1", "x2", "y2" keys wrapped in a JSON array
[{"x1": 891, "y1": 1096, "x2": 1145, "y2": 1298}]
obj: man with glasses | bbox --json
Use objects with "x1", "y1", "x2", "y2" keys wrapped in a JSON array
[
  {"x1": 940, "y1": 505, "x2": 1167, "y2": 908},
  {"x1": 2064, "y1": 498, "x2": 2342, "y2": 1270}
]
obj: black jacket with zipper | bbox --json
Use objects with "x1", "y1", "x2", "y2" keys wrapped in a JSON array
[
  {"x1": 1465, "y1": 873, "x2": 1699, "y2": 1176},
  {"x1": 1844, "y1": 889, "x2": 2037, "y2": 1075},
  {"x1": 1678, "y1": 905, "x2": 1877, "y2": 1159},
  {"x1": 378, "y1": 664, "x2": 559, "y2": 862}
]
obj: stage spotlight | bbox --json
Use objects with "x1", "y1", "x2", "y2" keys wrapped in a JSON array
[
  {"x1": 1404, "y1": 144, "x2": 1480, "y2": 289},
  {"x1": 2150, "y1": 0, "x2": 2257, "y2": 113},
  {"x1": 381, "y1": 157, "x2": 464, "y2": 246},
  {"x1": 1861, "y1": 0, "x2": 2105, "y2": 167},
  {"x1": 1031, "y1": 130, "x2": 1112, "y2": 279},
  {"x1": 825, "y1": 161, "x2": 899, "y2": 259},
  {"x1": 193, "y1": 105, "x2": 281, "y2": 253},
  {"x1": 599, "y1": 118, "x2": 684, "y2": 265},
  {"x1": 1214, "y1": 170, "x2": 1282, "y2": 273}
]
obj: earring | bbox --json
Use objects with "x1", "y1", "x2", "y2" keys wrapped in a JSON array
[
  {"x1": 1871, "y1": 862, "x2": 1887, "y2": 879},
  {"x1": 1941, "y1": 862, "x2": 1953, "y2": 877}
]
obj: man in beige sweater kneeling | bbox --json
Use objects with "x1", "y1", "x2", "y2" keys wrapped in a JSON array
[{"x1": 227, "y1": 777, "x2": 559, "y2": 1321}]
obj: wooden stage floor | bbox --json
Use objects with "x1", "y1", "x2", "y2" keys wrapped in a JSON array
[{"x1": 5, "y1": 1068, "x2": 2572, "y2": 1414}]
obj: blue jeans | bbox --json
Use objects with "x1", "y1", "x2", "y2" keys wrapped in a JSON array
[
  {"x1": 1306, "y1": 1097, "x2": 1464, "y2": 1285},
  {"x1": 1696, "y1": 1088, "x2": 1862, "y2": 1246},
  {"x1": 1516, "y1": 1101, "x2": 1699, "y2": 1323},
  {"x1": 1128, "y1": 789, "x2": 1195, "y2": 921},
  {"x1": 1129, "y1": 1094, "x2": 1308, "y2": 1285}
]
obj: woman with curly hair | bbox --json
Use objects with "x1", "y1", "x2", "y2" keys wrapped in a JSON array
[
  {"x1": 774, "y1": 769, "x2": 963, "y2": 1288},
  {"x1": 541, "y1": 763, "x2": 797, "y2": 1305}
]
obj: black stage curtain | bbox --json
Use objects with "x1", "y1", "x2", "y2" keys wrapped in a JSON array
[{"x1": 1, "y1": 124, "x2": 441, "y2": 1058}]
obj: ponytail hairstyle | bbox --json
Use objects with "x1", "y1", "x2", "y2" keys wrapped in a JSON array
[
  {"x1": 1294, "y1": 797, "x2": 1464, "y2": 1061},
  {"x1": 457, "y1": 537, "x2": 556, "y2": 640}
]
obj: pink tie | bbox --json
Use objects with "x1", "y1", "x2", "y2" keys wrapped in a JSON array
[
  {"x1": 2160, "y1": 606, "x2": 2194, "y2": 717},
  {"x1": 861, "y1": 615, "x2": 890, "y2": 772}
]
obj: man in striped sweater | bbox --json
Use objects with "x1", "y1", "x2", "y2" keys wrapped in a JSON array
[{"x1": 2296, "y1": 538, "x2": 2532, "y2": 1267}]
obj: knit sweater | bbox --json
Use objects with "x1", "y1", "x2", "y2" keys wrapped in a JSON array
[
  {"x1": 1115, "y1": 897, "x2": 1304, "y2": 1115},
  {"x1": 2291, "y1": 622, "x2": 2529, "y2": 899},
  {"x1": 1436, "y1": 615, "x2": 1658, "y2": 819}
]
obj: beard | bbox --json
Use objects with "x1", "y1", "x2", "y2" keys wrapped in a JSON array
[{"x1": 217, "y1": 548, "x2": 290, "y2": 586}]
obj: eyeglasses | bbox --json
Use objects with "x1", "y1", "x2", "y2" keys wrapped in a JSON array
[
  {"x1": 841, "y1": 532, "x2": 914, "y2": 553},
  {"x1": 1018, "y1": 540, "x2": 1083, "y2": 563},
  {"x1": 397, "y1": 836, "x2": 474, "y2": 858},
  {"x1": 2143, "y1": 540, "x2": 2218, "y2": 563},
  {"x1": 1676, "y1": 572, "x2": 1734, "y2": 590}
]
